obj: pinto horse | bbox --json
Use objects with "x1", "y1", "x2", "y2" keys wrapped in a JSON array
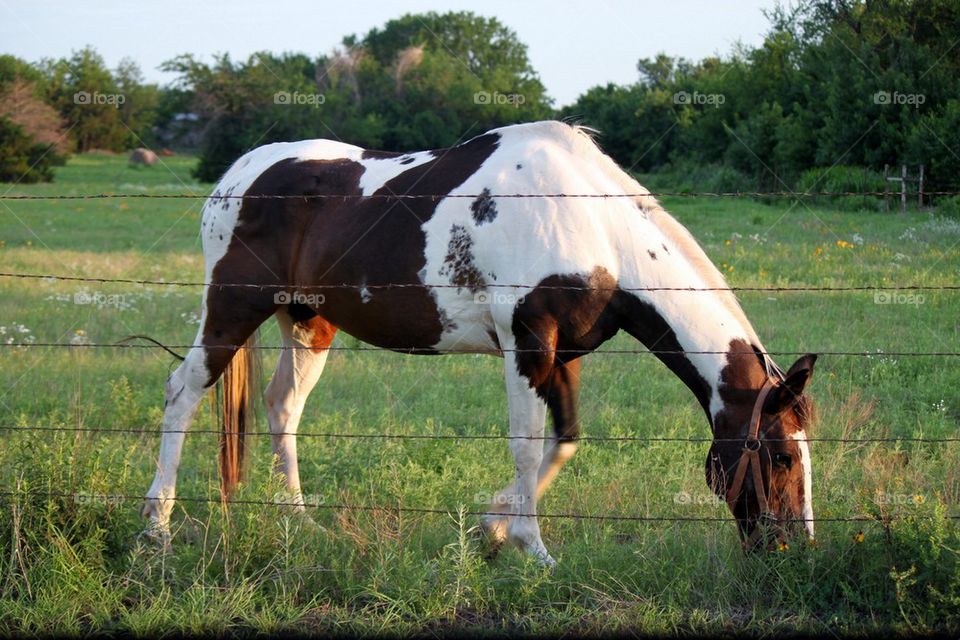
[{"x1": 143, "y1": 121, "x2": 816, "y2": 562}]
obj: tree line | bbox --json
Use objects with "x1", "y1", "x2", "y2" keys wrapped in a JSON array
[{"x1": 1, "y1": 2, "x2": 958, "y2": 205}]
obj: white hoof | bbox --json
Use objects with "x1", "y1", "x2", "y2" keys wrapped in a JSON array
[
  {"x1": 139, "y1": 518, "x2": 172, "y2": 553},
  {"x1": 507, "y1": 527, "x2": 554, "y2": 567},
  {"x1": 523, "y1": 542, "x2": 556, "y2": 567},
  {"x1": 538, "y1": 552, "x2": 557, "y2": 568}
]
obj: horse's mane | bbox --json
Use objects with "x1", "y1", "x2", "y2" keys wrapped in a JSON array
[{"x1": 562, "y1": 122, "x2": 771, "y2": 360}]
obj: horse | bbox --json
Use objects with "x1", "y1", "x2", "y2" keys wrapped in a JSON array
[{"x1": 142, "y1": 120, "x2": 817, "y2": 563}]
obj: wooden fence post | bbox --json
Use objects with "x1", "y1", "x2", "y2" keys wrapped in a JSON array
[
  {"x1": 883, "y1": 164, "x2": 890, "y2": 212},
  {"x1": 900, "y1": 164, "x2": 907, "y2": 214},
  {"x1": 918, "y1": 164, "x2": 925, "y2": 209}
]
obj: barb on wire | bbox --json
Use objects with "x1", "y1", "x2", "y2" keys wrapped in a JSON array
[
  {"x1": 1, "y1": 490, "x2": 954, "y2": 523},
  {"x1": 0, "y1": 270, "x2": 958, "y2": 293},
  {"x1": 0, "y1": 424, "x2": 956, "y2": 444},
  {"x1": 2, "y1": 342, "x2": 959, "y2": 357},
  {"x1": 3, "y1": 191, "x2": 960, "y2": 200}
]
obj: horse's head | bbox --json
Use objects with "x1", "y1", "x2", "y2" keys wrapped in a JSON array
[{"x1": 706, "y1": 354, "x2": 817, "y2": 551}]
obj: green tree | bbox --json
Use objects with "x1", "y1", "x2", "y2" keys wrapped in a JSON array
[
  {"x1": 0, "y1": 116, "x2": 62, "y2": 183},
  {"x1": 32, "y1": 47, "x2": 160, "y2": 153},
  {"x1": 175, "y1": 12, "x2": 554, "y2": 181}
]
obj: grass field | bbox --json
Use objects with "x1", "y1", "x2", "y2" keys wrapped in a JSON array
[{"x1": 0, "y1": 153, "x2": 958, "y2": 636}]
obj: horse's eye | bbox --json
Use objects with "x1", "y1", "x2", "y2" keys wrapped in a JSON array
[{"x1": 773, "y1": 452, "x2": 793, "y2": 469}]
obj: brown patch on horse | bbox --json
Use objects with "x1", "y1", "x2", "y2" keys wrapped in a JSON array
[
  {"x1": 511, "y1": 267, "x2": 621, "y2": 387},
  {"x1": 288, "y1": 132, "x2": 500, "y2": 352},
  {"x1": 513, "y1": 267, "x2": 712, "y2": 417},
  {"x1": 541, "y1": 358, "x2": 582, "y2": 442},
  {"x1": 306, "y1": 316, "x2": 338, "y2": 352},
  {"x1": 439, "y1": 224, "x2": 486, "y2": 293},
  {"x1": 510, "y1": 268, "x2": 621, "y2": 444}
]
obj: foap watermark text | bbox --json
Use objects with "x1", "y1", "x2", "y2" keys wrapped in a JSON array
[{"x1": 274, "y1": 291, "x2": 326, "y2": 305}]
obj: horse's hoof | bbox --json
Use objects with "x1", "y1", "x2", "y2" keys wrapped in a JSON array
[
  {"x1": 139, "y1": 520, "x2": 172, "y2": 553},
  {"x1": 538, "y1": 552, "x2": 557, "y2": 568}
]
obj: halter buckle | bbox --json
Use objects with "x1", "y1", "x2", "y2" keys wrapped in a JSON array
[{"x1": 743, "y1": 437, "x2": 761, "y2": 452}]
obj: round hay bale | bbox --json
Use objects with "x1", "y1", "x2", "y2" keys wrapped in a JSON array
[{"x1": 129, "y1": 148, "x2": 159, "y2": 165}]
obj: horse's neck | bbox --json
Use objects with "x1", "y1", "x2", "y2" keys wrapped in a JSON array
[{"x1": 613, "y1": 263, "x2": 767, "y2": 425}]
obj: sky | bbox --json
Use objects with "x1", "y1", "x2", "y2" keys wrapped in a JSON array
[{"x1": 0, "y1": 0, "x2": 780, "y2": 106}]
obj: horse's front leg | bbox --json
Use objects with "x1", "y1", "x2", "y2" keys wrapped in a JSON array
[
  {"x1": 498, "y1": 350, "x2": 553, "y2": 565},
  {"x1": 142, "y1": 344, "x2": 208, "y2": 546}
]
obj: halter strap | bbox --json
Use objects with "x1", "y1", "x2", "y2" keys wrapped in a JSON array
[{"x1": 725, "y1": 378, "x2": 779, "y2": 517}]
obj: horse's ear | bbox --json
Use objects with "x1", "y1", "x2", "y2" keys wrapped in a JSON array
[{"x1": 764, "y1": 353, "x2": 817, "y2": 414}]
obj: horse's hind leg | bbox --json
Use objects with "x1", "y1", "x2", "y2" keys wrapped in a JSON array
[
  {"x1": 264, "y1": 309, "x2": 337, "y2": 509},
  {"x1": 142, "y1": 286, "x2": 274, "y2": 542}
]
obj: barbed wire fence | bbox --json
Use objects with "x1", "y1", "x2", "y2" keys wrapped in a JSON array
[{"x1": 1, "y1": 189, "x2": 958, "y2": 528}]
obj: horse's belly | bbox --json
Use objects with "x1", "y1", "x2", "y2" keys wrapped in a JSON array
[{"x1": 304, "y1": 288, "x2": 499, "y2": 355}]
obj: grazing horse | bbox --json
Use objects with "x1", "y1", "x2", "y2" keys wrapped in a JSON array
[{"x1": 143, "y1": 121, "x2": 816, "y2": 563}]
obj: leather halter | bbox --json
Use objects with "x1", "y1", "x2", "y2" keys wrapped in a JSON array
[{"x1": 724, "y1": 378, "x2": 779, "y2": 524}]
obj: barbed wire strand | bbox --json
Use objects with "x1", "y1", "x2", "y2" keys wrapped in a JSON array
[
  {"x1": 2, "y1": 342, "x2": 957, "y2": 356},
  {"x1": 0, "y1": 490, "x2": 952, "y2": 523},
  {"x1": 1, "y1": 424, "x2": 956, "y2": 444},
  {"x1": 1, "y1": 270, "x2": 957, "y2": 292},
  {"x1": 2, "y1": 191, "x2": 960, "y2": 200}
]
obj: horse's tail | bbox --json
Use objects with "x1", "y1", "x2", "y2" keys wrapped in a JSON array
[{"x1": 219, "y1": 333, "x2": 260, "y2": 499}]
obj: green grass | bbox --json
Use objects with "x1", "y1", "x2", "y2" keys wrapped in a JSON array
[{"x1": 0, "y1": 154, "x2": 958, "y2": 636}]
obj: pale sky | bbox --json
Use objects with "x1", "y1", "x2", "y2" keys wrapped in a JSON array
[{"x1": 0, "y1": 0, "x2": 780, "y2": 106}]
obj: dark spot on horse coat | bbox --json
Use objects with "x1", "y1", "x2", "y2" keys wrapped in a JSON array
[
  {"x1": 205, "y1": 132, "x2": 500, "y2": 356},
  {"x1": 439, "y1": 224, "x2": 486, "y2": 293},
  {"x1": 221, "y1": 186, "x2": 235, "y2": 211},
  {"x1": 471, "y1": 188, "x2": 498, "y2": 225},
  {"x1": 662, "y1": 243, "x2": 670, "y2": 254},
  {"x1": 647, "y1": 250, "x2": 657, "y2": 260},
  {"x1": 516, "y1": 163, "x2": 523, "y2": 170}
]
